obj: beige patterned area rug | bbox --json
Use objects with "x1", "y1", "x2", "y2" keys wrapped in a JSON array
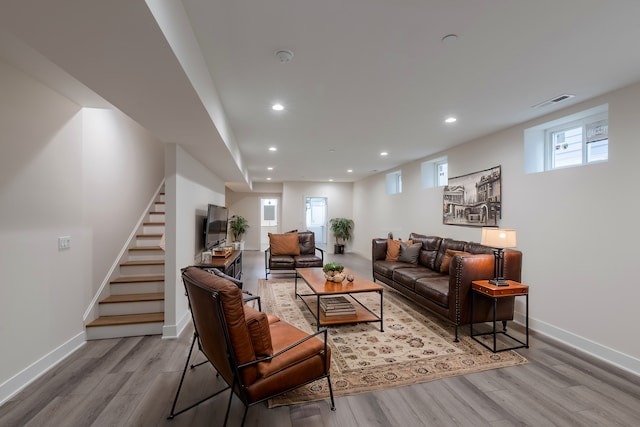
[{"x1": 259, "y1": 278, "x2": 527, "y2": 408}]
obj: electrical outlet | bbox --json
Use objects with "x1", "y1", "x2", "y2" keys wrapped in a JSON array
[{"x1": 58, "y1": 236, "x2": 71, "y2": 250}]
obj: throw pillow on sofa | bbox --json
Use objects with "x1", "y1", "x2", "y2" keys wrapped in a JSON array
[
  {"x1": 385, "y1": 238, "x2": 402, "y2": 261},
  {"x1": 440, "y1": 249, "x2": 471, "y2": 273},
  {"x1": 398, "y1": 241, "x2": 421, "y2": 264},
  {"x1": 269, "y1": 232, "x2": 301, "y2": 256}
]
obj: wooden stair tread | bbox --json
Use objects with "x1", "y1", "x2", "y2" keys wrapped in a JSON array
[
  {"x1": 111, "y1": 275, "x2": 164, "y2": 284},
  {"x1": 100, "y1": 292, "x2": 164, "y2": 304},
  {"x1": 129, "y1": 246, "x2": 163, "y2": 251},
  {"x1": 120, "y1": 260, "x2": 164, "y2": 266},
  {"x1": 136, "y1": 233, "x2": 163, "y2": 238},
  {"x1": 143, "y1": 221, "x2": 165, "y2": 226},
  {"x1": 86, "y1": 312, "x2": 164, "y2": 327}
]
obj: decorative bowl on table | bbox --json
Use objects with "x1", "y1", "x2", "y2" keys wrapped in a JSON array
[{"x1": 323, "y1": 262, "x2": 346, "y2": 282}]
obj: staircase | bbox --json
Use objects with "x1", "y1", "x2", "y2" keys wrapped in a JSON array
[{"x1": 86, "y1": 192, "x2": 166, "y2": 340}]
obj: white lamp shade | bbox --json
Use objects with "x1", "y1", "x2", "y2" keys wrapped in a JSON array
[{"x1": 481, "y1": 228, "x2": 517, "y2": 249}]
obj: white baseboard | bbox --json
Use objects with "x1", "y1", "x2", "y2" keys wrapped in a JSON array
[
  {"x1": 0, "y1": 332, "x2": 86, "y2": 406},
  {"x1": 514, "y1": 310, "x2": 640, "y2": 377},
  {"x1": 162, "y1": 310, "x2": 191, "y2": 339}
]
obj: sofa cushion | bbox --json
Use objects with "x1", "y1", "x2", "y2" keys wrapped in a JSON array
[
  {"x1": 398, "y1": 241, "x2": 421, "y2": 264},
  {"x1": 293, "y1": 254, "x2": 323, "y2": 268},
  {"x1": 393, "y1": 267, "x2": 441, "y2": 292},
  {"x1": 439, "y1": 249, "x2": 471, "y2": 273},
  {"x1": 269, "y1": 255, "x2": 296, "y2": 268},
  {"x1": 373, "y1": 260, "x2": 417, "y2": 279},
  {"x1": 434, "y1": 238, "x2": 467, "y2": 272},
  {"x1": 297, "y1": 231, "x2": 316, "y2": 255},
  {"x1": 385, "y1": 238, "x2": 402, "y2": 261},
  {"x1": 269, "y1": 232, "x2": 301, "y2": 256},
  {"x1": 244, "y1": 305, "x2": 273, "y2": 357},
  {"x1": 415, "y1": 276, "x2": 449, "y2": 307},
  {"x1": 409, "y1": 233, "x2": 442, "y2": 270}
]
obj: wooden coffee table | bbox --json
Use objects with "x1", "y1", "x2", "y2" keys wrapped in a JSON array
[{"x1": 295, "y1": 267, "x2": 384, "y2": 331}]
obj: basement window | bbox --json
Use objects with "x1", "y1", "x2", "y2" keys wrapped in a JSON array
[
  {"x1": 422, "y1": 157, "x2": 448, "y2": 188},
  {"x1": 524, "y1": 104, "x2": 608, "y2": 174},
  {"x1": 386, "y1": 170, "x2": 402, "y2": 194}
]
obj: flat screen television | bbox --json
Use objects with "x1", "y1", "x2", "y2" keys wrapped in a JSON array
[{"x1": 204, "y1": 204, "x2": 228, "y2": 250}]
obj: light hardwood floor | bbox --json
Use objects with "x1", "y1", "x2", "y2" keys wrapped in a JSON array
[{"x1": 2, "y1": 250, "x2": 640, "y2": 426}]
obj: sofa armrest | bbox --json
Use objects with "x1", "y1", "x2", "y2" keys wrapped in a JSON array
[
  {"x1": 449, "y1": 253, "x2": 494, "y2": 325},
  {"x1": 372, "y1": 238, "x2": 387, "y2": 261},
  {"x1": 315, "y1": 246, "x2": 325, "y2": 262}
]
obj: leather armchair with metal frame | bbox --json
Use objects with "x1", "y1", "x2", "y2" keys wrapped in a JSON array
[{"x1": 168, "y1": 266, "x2": 335, "y2": 426}]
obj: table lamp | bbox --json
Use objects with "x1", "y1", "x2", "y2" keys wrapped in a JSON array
[{"x1": 481, "y1": 228, "x2": 517, "y2": 286}]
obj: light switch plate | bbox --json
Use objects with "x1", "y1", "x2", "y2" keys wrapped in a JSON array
[{"x1": 58, "y1": 236, "x2": 71, "y2": 250}]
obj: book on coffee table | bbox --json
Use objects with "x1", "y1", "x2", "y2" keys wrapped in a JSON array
[{"x1": 320, "y1": 296, "x2": 356, "y2": 316}]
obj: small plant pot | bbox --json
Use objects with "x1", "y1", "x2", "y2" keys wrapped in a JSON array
[{"x1": 334, "y1": 244, "x2": 345, "y2": 254}]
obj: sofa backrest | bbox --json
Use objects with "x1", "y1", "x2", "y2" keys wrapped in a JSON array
[
  {"x1": 298, "y1": 231, "x2": 316, "y2": 255},
  {"x1": 408, "y1": 233, "x2": 442, "y2": 270},
  {"x1": 434, "y1": 238, "x2": 468, "y2": 272}
]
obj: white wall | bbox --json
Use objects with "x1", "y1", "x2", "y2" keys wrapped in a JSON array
[
  {"x1": 353, "y1": 82, "x2": 640, "y2": 374},
  {"x1": 0, "y1": 59, "x2": 165, "y2": 403},
  {"x1": 283, "y1": 182, "x2": 354, "y2": 251},
  {"x1": 163, "y1": 144, "x2": 226, "y2": 337}
]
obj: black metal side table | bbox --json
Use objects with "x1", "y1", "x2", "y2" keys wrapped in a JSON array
[{"x1": 470, "y1": 280, "x2": 529, "y2": 352}]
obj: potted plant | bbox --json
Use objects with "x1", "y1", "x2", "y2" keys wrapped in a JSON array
[
  {"x1": 229, "y1": 215, "x2": 249, "y2": 250},
  {"x1": 329, "y1": 217, "x2": 354, "y2": 254}
]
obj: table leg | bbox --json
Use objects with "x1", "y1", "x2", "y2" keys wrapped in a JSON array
[
  {"x1": 493, "y1": 297, "x2": 497, "y2": 352},
  {"x1": 379, "y1": 290, "x2": 384, "y2": 332}
]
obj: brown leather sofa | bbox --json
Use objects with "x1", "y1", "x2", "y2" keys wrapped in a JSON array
[
  {"x1": 372, "y1": 232, "x2": 522, "y2": 341},
  {"x1": 265, "y1": 230, "x2": 324, "y2": 278},
  {"x1": 174, "y1": 266, "x2": 334, "y2": 424}
]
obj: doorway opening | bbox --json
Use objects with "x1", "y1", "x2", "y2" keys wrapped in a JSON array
[
  {"x1": 260, "y1": 198, "x2": 279, "y2": 251},
  {"x1": 305, "y1": 197, "x2": 327, "y2": 250}
]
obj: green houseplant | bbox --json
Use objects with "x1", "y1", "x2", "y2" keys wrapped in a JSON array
[
  {"x1": 323, "y1": 262, "x2": 345, "y2": 282},
  {"x1": 329, "y1": 217, "x2": 354, "y2": 254},
  {"x1": 229, "y1": 215, "x2": 249, "y2": 249}
]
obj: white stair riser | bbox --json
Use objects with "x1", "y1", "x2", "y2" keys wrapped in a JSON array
[
  {"x1": 99, "y1": 300, "x2": 164, "y2": 316},
  {"x1": 136, "y1": 236, "x2": 162, "y2": 246},
  {"x1": 143, "y1": 225, "x2": 164, "y2": 234},
  {"x1": 128, "y1": 251, "x2": 164, "y2": 260},
  {"x1": 149, "y1": 213, "x2": 165, "y2": 222},
  {"x1": 111, "y1": 282, "x2": 164, "y2": 295},
  {"x1": 120, "y1": 264, "x2": 164, "y2": 276},
  {"x1": 86, "y1": 322, "x2": 163, "y2": 340},
  {"x1": 152, "y1": 204, "x2": 165, "y2": 213}
]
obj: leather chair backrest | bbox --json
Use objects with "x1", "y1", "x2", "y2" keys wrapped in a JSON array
[
  {"x1": 298, "y1": 231, "x2": 316, "y2": 255},
  {"x1": 182, "y1": 267, "x2": 259, "y2": 386}
]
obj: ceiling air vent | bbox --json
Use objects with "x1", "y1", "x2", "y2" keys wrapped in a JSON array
[{"x1": 531, "y1": 94, "x2": 576, "y2": 109}]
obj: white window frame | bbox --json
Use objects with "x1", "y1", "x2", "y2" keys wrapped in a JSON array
[
  {"x1": 545, "y1": 113, "x2": 608, "y2": 170},
  {"x1": 524, "y1": 104, "x2": 608, "y2": 174},
  {"x1": 386, "y1": 170, "x2": 402, "y2": 194},
  {"x1": 421, "y1": 156, "x2": 448, "y2": 188}
]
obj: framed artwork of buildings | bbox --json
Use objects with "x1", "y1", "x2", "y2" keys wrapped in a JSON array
[{"x1": 443, "y1": 165, "x2": 501, "y2": 227}]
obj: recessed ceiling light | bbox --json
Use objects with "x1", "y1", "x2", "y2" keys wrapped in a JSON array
[
  {"x1": 272, "y1": 103, "x2": 284, "y2": 111},
  {"x1": 268, "y1": 147, "x2": 277, "y2": 152},
  {"x1": 445, "y1": 116, "x2": 457, "y2": 124},
  {"x1": 380, "y1": 152, "x2": 388, "y2": 156},
  {"x1": 329, "y1": 178, "x2": 334, "y2": 182},
  {"x1": 267, "y1": 177, "x2": 272, "y2": 181},
  {"x1": 347, "y1": 169, "x2": 353, "y2": 173},
  {"x1": 267, "y1": 167, "x2": 274, "y2": 170}
]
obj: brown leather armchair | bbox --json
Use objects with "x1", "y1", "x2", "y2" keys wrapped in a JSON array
[
  {"x1": 265, "y1": 230, "x2": 324, "y2": 278},
  {"x1": 169, "y1": 266, "x2": 334, "y2": 426}
]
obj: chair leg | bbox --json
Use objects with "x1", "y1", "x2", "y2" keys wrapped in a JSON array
[
  {"x1": 327, "y1": 375, "x2": 336, "y2": 411},
  {"x1": 223, "y1": 376, "x2": 238, "y2": 427},
  {"x1": 167, "y1": 332, "x2": 230, "y2": 420},
  {"x1": 167, "y1": 331, "x2": 198, "y2": 419}
]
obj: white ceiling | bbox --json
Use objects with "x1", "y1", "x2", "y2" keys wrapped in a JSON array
[{"x1": 2, "y1": 0, "x2": 640, "y2": 191}]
